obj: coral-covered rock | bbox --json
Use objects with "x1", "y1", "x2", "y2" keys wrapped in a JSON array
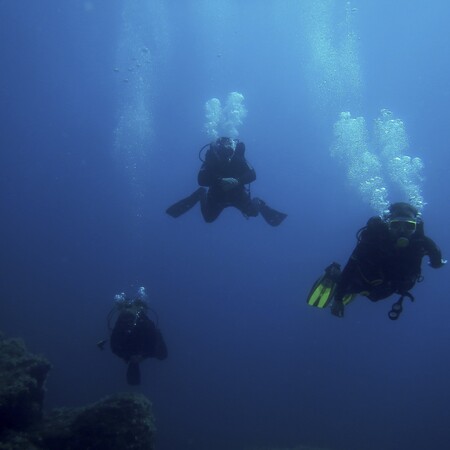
[
  {"x1": 36, "y1": 393, "x2": 155, "y2": 450},
  {"x1": 0, "y1": 336, "x2": 51, "y2": 431},
  {"x1": 0, "y1": 432, "x2": 39, "y2": 450},
  {"x1": 0, "y1": 332, "x2": 156, "y2": 450}
]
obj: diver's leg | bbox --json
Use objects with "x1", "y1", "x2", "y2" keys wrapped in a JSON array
[
  {"x1": 126, "y1": 362, "x2": 141, "y2": 385},
  {"x1": 336, "y1": 256, "x2": 378, "y2": 301},
  {"x1": 235, "y1": 190, "x2": 260, "y2": 218},
  {"x1": 200, "y1": 192, "x2": 224, "y2": 223}
]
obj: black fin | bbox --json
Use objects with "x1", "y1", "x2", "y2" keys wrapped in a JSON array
[
  {"x1": 127, "y1": 362, "x2": 141, "y2": 385},
  {"x1": 166, "y1": 187, "x2": 206, "y2": 218},
  {"x1": 259, "y1": 203, "x2": 287, "y2": 227}
]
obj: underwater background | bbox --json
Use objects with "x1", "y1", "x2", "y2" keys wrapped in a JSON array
[{"x1": 1, "y1": 1, "x2": 450, "y2": 449}]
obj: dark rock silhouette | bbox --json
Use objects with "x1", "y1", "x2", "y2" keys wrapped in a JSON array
[
  {"x1": 0, "y1": 334, "x2": 51, "y2": 431},
  {"x1": 0, "y1": 332, "x2": 155, "y2": 450}
]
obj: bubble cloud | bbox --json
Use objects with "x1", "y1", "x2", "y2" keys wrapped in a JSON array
[{"x1": 204, "y1": 91, "x2": 247, "y2": 138}]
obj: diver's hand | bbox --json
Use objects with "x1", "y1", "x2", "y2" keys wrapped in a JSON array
[
  {"x1": 220, "y1": 177, "x2": 239, "y2": 191},
  {"x1": 331, "y1": 300, "x2": 344, "y2": 318},
  {"x1": 429, "y1": 258, "x2": 447, "y2": 268}
]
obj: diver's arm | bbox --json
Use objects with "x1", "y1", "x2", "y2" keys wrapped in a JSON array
[
  {"x1": 235, "y1": 159, "x2": 256, "y2": 185},
  {"x1": 198, "y1": 162, "x2": 220, "y2": 187},
  {"x1": 424, "y1": 236, "x2": 445, "y2": 268}
]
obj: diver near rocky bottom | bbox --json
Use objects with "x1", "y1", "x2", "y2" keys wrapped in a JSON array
[{"x1": 98, "y1": 287, "x2": 167, "y2": 385}]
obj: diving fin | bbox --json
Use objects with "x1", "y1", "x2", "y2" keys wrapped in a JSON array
[
  {"x1": 307, "y1": 262, "x2": 341, "y2": 308},
  {"x1": 126, "y1": 361, "x2": 141, "y2": 386},
  {"x1": 258, "y1": 201, "x2": 287, "y2": 227},
  {"x1": 166, "y1": 187, "x2": 206, "y2": 218}
]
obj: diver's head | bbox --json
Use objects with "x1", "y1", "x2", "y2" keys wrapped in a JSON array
[
  {"x1": 213, "y1": 137, "x2": 237, "y2": 161},
  {"x1": 114, "y1": 292, "x2": 127, "y2": 305},
  {"x1": 114, "y1": 288, "x2": 148, "y2": 312},
  {"x1": 385, "y1": 202, "x2": 419, "y2": 247}
]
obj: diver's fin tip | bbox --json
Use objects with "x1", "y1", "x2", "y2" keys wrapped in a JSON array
[
  {"x1": 166, "y1": 187, "x2": 206, "y2": 218},
  {"x1": 259, "y1": 203, "x2": 287, "y2": 226}
]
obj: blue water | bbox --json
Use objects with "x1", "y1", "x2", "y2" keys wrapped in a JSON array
[{"x1": 1, "y1": 1, "x2": 450, "y2": 449}]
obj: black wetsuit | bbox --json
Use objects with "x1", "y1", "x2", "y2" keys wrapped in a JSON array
[
  {"x1": 334, "y1": 216, "x2": 443, "y2": 303},
  {"x1": 110, "y1": 309, "x2": 167, "y2": 362},
  {"x1": 197, "y1": 142, "x2": 260, "y2": 222},
  {"x1": 110, "y1": 306, "x2": 167, "y2": 385}
]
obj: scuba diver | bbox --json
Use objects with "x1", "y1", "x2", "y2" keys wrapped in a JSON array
[
  {"x1": 166, "y1": 137, "x2": 287, "y2": 226},
  {"x1": 98, "y1": 287, "x2": 167, "y2": 385},
  {"x1": 307, "y1": 202, "x2": 446, "y2": 320}
]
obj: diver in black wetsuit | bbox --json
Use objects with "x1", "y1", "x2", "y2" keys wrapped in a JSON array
[
  {"x1": 166, "y1": 137, "x2": 287, "y2": 226},
  {"x1": 99, "y1": 288, "x2": 167, "y2": 385},
  {"x1": 330, "y1": 202, "x2": 445, "y2": 319}
]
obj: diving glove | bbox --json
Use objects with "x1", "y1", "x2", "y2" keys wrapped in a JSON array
[{"x1": 429, "y1": 258, "x2": 447, "y2": 268}]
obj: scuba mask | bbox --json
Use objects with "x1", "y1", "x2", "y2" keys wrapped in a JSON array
[
  {"x1": 388, "y1": 219, "x2": 417, "y2": 247},
  {"x1": 384, "y1": 202, "x2": 420, "y2": 248},
  {"x1": 215, "y1": 137, "x2": 237, "y2": 162}
]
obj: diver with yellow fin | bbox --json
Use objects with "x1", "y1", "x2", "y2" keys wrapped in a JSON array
[{"x1": 307, "y1": 203, "x2": 445, "y2": 320}]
